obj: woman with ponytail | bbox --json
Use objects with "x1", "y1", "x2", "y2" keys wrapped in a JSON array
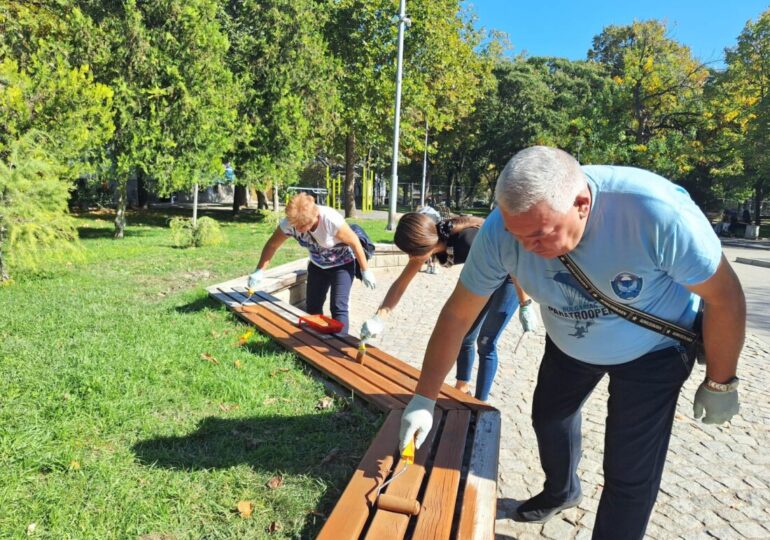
[{"x1": 360, "y1": 212, "x2": 537, "y2": 401}]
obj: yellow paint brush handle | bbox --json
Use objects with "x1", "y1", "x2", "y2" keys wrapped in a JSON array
[{"x1": 401, "y1": 437, "x2": 415, "y2": 465}]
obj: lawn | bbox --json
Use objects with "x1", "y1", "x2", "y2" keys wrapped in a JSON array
[{"x1": 0, "y1": 207, "x2": 393, "y2": 539}]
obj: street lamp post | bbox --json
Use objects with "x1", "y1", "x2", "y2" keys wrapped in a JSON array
[
  {"x1": 387, "y1": 0, "x2": 409, "y2": 231},
  {"x1": 420, "y1": 117, "x2": 428, "y2": 207}
]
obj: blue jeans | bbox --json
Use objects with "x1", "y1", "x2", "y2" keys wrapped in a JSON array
[
  {"x1": 532, "y1": 337, "x2": 694, "y2": 539},
  {"x1": 455, "y1": 280, "x2": 519, "y2": 401},
  {"x1": 305, "y1": 261, "x2": 355, "y2": 333}
]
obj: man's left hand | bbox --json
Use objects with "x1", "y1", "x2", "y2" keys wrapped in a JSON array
[
  {"x1": 693, "y1": 383, "x2": 739, "y2": 424},
  {"x1": 519, "y1": 303, "x2": 539, "y2": 333}
]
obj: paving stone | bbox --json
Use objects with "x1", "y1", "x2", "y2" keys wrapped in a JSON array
[
  {"x1": 542, "y1": 518, "x2": 577, "y2": 540},
  {"x1": 731, "y1": 520, "x2": 770, "y2": 538}
]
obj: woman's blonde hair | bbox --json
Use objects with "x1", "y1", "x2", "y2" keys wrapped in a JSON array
[{"x1": 285, "y1": 193, "x2": 319, "y2": 229}]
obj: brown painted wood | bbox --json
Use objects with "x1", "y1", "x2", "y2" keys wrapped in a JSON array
[
  {"x1": 364, "y1": 409, "x2": 446, "y2": 540},
  {"x1": 456, "y1": 410, "x2": 501, "y2": 540},
  {"x1": 235, "y1": 308, "x2": 403, "y2": 411},
  {"x1": 239, "y1": 306, "x2": 415, "y2": 409},
  {"x1": 317, "y1": 410, "x2": 401, "y2": 540},
  {"x1": 411, "y1": 409, "x2": 471, "y2": 540}
]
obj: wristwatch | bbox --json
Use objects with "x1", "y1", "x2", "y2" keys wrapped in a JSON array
[
  {"x1": 520, "y1": 299, "x2": 533, "y2": 308},
  {"x1": 704, "y1": 376, "x2": 740, "y2": 392}
]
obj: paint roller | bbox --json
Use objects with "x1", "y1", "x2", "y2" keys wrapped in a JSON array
[{"x1": 373, "y1": 437, "x2": 421, "y2": 516}]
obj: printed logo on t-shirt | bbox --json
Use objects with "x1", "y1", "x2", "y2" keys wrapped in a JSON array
[
  {"x1": 611, "y1": 272, "x2": 644, "y2": 300},
  {"x1": 547, "y1": 271, "x2": 610, "y2": 339}
]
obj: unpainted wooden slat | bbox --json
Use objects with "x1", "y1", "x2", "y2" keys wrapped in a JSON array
[
  {"x1": 363, "y1": 409, "x2": 445, "y2": 540},
  {"x1": 411, "y1": 409, "x2": 471, "y2": 540},
  {"x1": 317, "y1": 410, "x2": 401, "y2": 540},
  {"x1": 456, "y1": 410, "x2": 501, "y2": 540}
]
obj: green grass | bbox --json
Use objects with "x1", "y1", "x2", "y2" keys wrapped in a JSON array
[{"x1": 0, "y1": 207, "x2": 394, "y2": 539}]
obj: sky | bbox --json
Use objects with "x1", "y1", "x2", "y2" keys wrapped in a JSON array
[{"x1": 468, "y1": 0, "x2": 769, "y2": 68}]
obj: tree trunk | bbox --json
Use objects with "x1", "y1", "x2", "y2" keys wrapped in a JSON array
[
  {"x1": 256, "y1": 189, "x2": 269, "y2": 209},
  {"x1": 755, "y1": 180, "x2": 765, "y2": 226},
  {"x1": 272, "y1": 182, "x2": 280, "y2": 212},
  {"x1": 345, "y1": 131, "x2": 356, "y2": 217},
  {"x1": 137, "y1": 170, "x2": 149, "y2": 209},
  {"x1": 0, "y1": 223, "x2": 9, "y2": 283},
  {"x1": 232, "y1": 184, "x2": 248, "y2": 213},
  {"x1": 114, "y1": 182, "x2": 127, "y2": 239}
]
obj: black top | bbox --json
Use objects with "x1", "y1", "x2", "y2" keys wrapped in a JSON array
[{"x1": 435, "y1": 228, "x2": 478, "y2": 267}]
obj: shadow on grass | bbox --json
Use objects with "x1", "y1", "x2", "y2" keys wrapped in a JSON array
[
  {"x1": 132, "y1": 411, "x2": 381, "y2": 536},
  {"x1": 76, "y1": 226, "x2": 150, "y2": 239},
  {"x1": 74, "y1": 205, "x2": 269, "y2": 229},
  {"x1": 174, "y1": 295, "x2": 221, "y2": 314}
]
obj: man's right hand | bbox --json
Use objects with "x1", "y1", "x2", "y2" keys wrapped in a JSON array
[
  {"x1": 399, "y1": 394, "x2": 436, "y2": 450},
  {"x1": 247, "y1": 269, "x2": 264, "y2": 290},
  {"x1": 360, "y1": 315, "x2": 384, "y2": 340}
]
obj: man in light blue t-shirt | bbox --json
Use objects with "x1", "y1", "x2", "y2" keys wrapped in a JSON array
[{"x1": 399, "y1": 147, "x2": 745, "y2": 539}]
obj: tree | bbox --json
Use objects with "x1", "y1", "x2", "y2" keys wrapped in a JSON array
[
  {"x1": 73, "y1": 0, "x2": 236, "y2": 237},
  {"x1": 587, "y1": 20, "x2": 710, "y2": 178},
  {"x1": 221, "y1": 0, "x2": 338, "y2": 213},
  {"x1": 722, "y1": 9, "x2": 770, "y2": 224}
]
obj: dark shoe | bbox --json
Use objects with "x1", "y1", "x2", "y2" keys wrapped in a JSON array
[{"x1": 513, "y1": 492, "x2": 582, "y2": 523}]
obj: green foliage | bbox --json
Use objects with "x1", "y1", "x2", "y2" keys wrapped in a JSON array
[
  {"x1": 0, "y1": 134, "x2": 81, "y2": 281},
  {"x1": 169, "y1": 216, "x2": 224, "y2": 248},
  {"x1": 221, "y1": 0, "x2": 337, "y2": 190}
]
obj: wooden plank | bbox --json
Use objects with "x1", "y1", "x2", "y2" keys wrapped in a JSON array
[
  {"x1": 364, "y1": 409, "x2": 446, "y2": 540},
  {"x1": 253, "y1": 293, "x2": 470, "y2": 411},
  {"x1": 234, "y1": 308, "x2": 402, "y2": 411},
  {"x1": 317, "y1": 410, "x2": 401, "y2": 540},
  {"x1": 456, "y1": 410, "x2": 501, "y2": 540},
  {"x1": 244, "y1": 293, "x2": 469, "y2": 411},
  {"x1": 411, "y1": 409, "x2": 471, "y2": 540},
  {"x1": 242, "y1": 307, "x2": 414, "y2": 409}
]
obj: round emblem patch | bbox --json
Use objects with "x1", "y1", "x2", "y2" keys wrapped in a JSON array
[{"x1": 611, "y1": 272, "x2": 644, "y2": 300}]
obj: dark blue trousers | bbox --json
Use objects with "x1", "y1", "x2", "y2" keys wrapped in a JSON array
[
  {"x1": 305, "y1": 261, "x2": 354, "y2": 333},
  {"x1": 533, "y1": 337, "x2": 694, "y2": 540}
]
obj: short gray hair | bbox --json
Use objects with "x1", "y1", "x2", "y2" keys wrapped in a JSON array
[{"x1": 494, "y1": 146, "x2": 586, "y2": 215}]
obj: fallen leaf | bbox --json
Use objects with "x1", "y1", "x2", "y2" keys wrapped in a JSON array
[
  {"x1": 266, "y1": 475, "x2": 284, "y2": 489},
  {"x1": 263, "y1": 397, "x2": 277, "y2": 406},
  {"x1": 68, "y1": 460, "x2": 81, "y2": 471},
  {"x1": 320, "y1": 448, "x2": 339, "y2": 465},
  {"x1": 270, "y1": 368, "x2": 290, "y2": 377},
  {"x1": 26, "y1": 523, "x2": 36, "y2": 535},
  {"x1": 234, "y1": 359, "x2": 242, "y2": 369},
  {"x1": 237, "y1": 500, "x2": 253, "y2": 518},
  {"x1": 237, "y1": 329, "x2": 255, "y2": 346},
  {"x1": 211, "y1": 330, "x2": 221, "y2": 338},
  {"x1": 219, "y1": 403, "x2": 240, "y2": 412},
  {"x1": 266, "y1": 521, "x2": 283, "y2": 533},
  {"x1": 201, "y1": 353, "x2": 220, "y2": 365},
  {"x1": 315, "y1": 396, "x2": 334, "y2": 410}
]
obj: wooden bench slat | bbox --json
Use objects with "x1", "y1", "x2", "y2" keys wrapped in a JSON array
[
  {"x1": 248, "y1": 290, "x2": 471, "y2": 411},
  {"x1": 364, "y1": 409, "x2": 446, "y2": 540},
  {"x1": 238, "y1": 306, "x2": 416, "y2": 409},
  {"x1": 317, "y1": 410, "x2": 401, "y2": 540},
  {"x1": 456, "y1": 410, "x2": 501, "y2": 540},
  {"x1": 411, "y1": 409, "x2": 472, "y2": 540},
  {"x1": 225, "y1": 289, "x2": 468, "y2": 411},
  {"x1": 235, "y1": 309, "x2": 403, "y2": 411}
]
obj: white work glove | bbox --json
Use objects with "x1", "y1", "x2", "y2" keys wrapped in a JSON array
[
  {"x1": 400, "y1": 394, "x2": 436, "y2": 450},
  {"x1": 519, "y1": 302, "x2": 539, "y2": 333},
  {"x1": 693, "y1": 383, "x2": 740, "y2": 424},
  {"x1": 361, "y1": 268, "x2": 377, "y2": 289},
  {"x1": 246, "y1": 269, "x2": 264, "y2": 290},
  {"x1": 360, "y1": 315, "x2": 384, "y2": 340}
]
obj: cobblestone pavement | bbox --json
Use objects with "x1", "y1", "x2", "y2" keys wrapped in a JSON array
[{"x1": 340, "y1": 261, "x2": 770, "y2": 540}]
